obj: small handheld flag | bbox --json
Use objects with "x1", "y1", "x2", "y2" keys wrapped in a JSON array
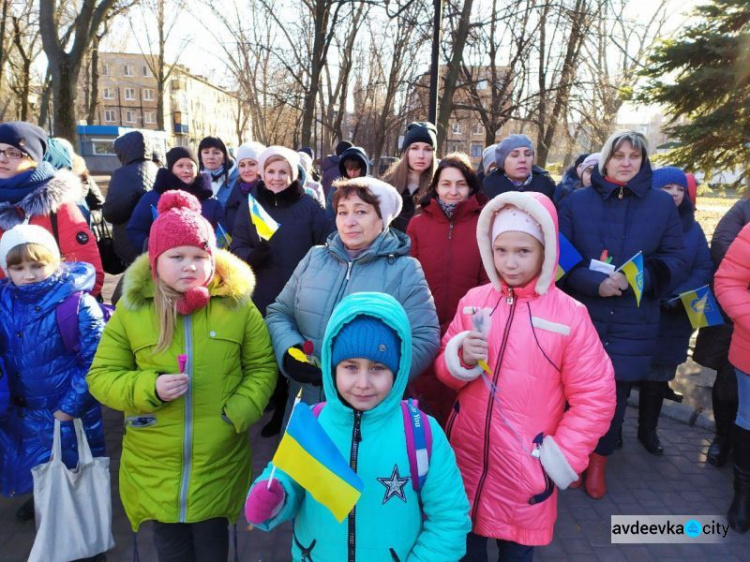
[
  {"x1": 677, "y1": 285, "x2": 724, "y2": 329},
  {"x1": 271, "y1": 401, "x2": 363, "y2": 522},
  {"x1": 557, "y1": 233, "x2": 584, "y2": 281},
  {"x1": 616, "y1": 251, "x2": 644, "y2": 307},
  {"x1": 151, "y1": 205, "x2": 159, "y2": 221},
  {"x1": 216, "y1": 224, "x2": 232, "y2": 249},
  {"x1": 248, "y1": 193, "x2": 280, "y2": 241}
]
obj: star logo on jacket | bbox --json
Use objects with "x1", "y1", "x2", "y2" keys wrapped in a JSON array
[{"x1": 377, "y1": 465, "x2": 410, "y2": 504}]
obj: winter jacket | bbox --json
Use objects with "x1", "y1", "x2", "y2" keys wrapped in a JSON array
[
  {"x1": 103, "y1": 131, "x2": 158, "y2": 266},
  {"x1": 86, "y1": 251, "x2": 277, "y2": 530},
  {"x1": 435, "y1": 191, "x2": 616, "y2": 545},
  {"x1": 0, "y1": 165, "x2": 104, "y2": 296},
  {"x1": 230, "y1": 181, "x2": 331, "y2": 315},
  {"x1": 127, "y1": 169, "x2": 224, "y2": 254},
  {"x1": 558, "y1": 164, "x2": 686, "y2": 381},
  {"x1": 252, "y1": 292, "x2": 471, "y2": 561},
  {"x1": 0, "y1": 356, "x2": 7, "y2": 416},
  {"x1": 337, "y1": 146, "x2": 370, "y2": 179},
  {"x1": 652, "y1": 198, "x2": 712, "y2": 367},
  {"x1": 321, "y1": 154, "x2": 341, "y2": 198},
  {"x1": 482, "y1": 165, "x2": 556, "y2": 202},
  {"x1": 715, "y1": 222, "x2": 750, "y2": 373},
  {"x1": 266, "y1": 228, "x2": 440, "y2": 416},
  {"x1": 0, "y1": 262, "x2": 106, "y2": 497},
  {"x1": 553, "y1": 166, "x2": 581, "y2": 204}
]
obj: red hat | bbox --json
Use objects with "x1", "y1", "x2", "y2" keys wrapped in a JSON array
[{"x1": 685, "y1": 172, "x2": 697, "y2": 208}]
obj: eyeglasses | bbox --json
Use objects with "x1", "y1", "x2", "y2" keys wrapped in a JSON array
[{"x1": 0, "y1": 147, "x2": 27, "y2": 161}]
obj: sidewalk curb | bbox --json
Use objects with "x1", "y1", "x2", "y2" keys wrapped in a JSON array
[{"x1": 628, "y1": 389, "x2": 714, "y2": 432}]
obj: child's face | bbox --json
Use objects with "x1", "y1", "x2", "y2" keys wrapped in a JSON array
[
  {"x1": 335, "y1": 358, "x2": 394, "y2": 411},
  {"x1": 492, "y1": 231, "x2": 544, "y2": 287},
  {"x1": 660, "y1": 183, "x2": 685, "y2": 207},
  {"x1": 345, "y1": 166, "x2": 362, "y2": 178},
  {"x1": 156, "y1": 245, "x2": 213, "y2": 293},
  {"x1": 7, "y1": 258, "x2": 57, "y2": 286}
]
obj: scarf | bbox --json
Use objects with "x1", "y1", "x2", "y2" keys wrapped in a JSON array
[
  {"x1": 437, "y1": 198, "x2": 459, "y2": 219},
  {"x1": 239, "y1": 178, "x2": 260, "y2": 196},
  {"x1": 505, "y1": 172, "x2": 533, "y2": 189},
  {"x1": 0, "y1": 164, "x2": 57, "y2": 204},
  {"x1": 208, "y1": 165, "x2": 226, "y2": 181}
]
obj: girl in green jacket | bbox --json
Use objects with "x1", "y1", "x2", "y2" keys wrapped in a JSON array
[{"x1": 87, "y1": 190, "x2": 277, "y2": 561}]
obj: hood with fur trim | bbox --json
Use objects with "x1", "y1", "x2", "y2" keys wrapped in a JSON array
[
  {"x1": 476, "y1": 191, "x2": 559, "y2": 296},
  {"x1": 0, "y1": 169, "x2": 82, "y2": 231},
  {"x1": 120, "y1": 249, "x2": 256, "y2": 311}
]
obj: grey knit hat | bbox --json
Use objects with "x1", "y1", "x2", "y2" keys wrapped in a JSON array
[{"x1": 495, "y1": 135, "x2": 534, "y2": 171}]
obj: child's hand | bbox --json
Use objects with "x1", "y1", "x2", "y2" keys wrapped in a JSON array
[
  {"x1": 462, "y1": 331, "x2": 488, "y2": 366},
  {"x1": 245, "y1": 479, "x2": 285, "y2": 524},
  {"x1": 156, "y1": 374, "x2": 189, "y2": 401},
  {"x1": 598, "y1": 276, "x2": 624, "y2": 297},
  {"x1": 53, "y1": 410, "x2": 74, "y2": 422}
]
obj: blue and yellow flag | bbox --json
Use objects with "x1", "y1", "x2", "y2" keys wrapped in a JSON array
[
  {"x1": 248, "y1": 193, "x2": 280, "y2": 241},
  {"x1": 272, "y1": 402, "x2": 363, "y2": 522},
  {"x1": 151, "y1": 205, "x2": 159, "y2": 221},
  {"x1": 215, "y1": 224, "x2": 232, "y2": 250},
  {"x1": 556, "y1": 232, "x2": 584, "y2": 281},
  {"x1": 618, "y1": 251, "x2": 644, "y2": 307},
  {"x1": 678, "y1": 285, "x2": 724, "y2": 329}
]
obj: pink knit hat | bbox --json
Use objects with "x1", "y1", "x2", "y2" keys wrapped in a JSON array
[
  {"x1": 491, "y1": 205, "x2": 544, "y2": 246},
  {"x1": 148, "y1": 190, "x2": 216, "y2": 313}
]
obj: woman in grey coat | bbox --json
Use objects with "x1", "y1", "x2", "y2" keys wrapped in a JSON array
[{"x1": 265, "y1": 176, "x2": 440, "y2": 421}]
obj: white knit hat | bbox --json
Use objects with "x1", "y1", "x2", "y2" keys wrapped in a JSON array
[
  {"x1": 491, "y1": 205, "x2": 545, "y2": 246},
  {"x1": 258, "y1": 146, "x2": 300, "y2": 182},
  {"x1": 235, "y1": 141, "x2": 265, "y2": 164},
  {"x1": 0, "y1": 224, "x2": 61, "y2": 273},
  {"x1": 335, "y1": 177, "x2": 403, "y2": 227},
  {"x1": 298, "y1": 151, "x2": 313, "y2": 174}
]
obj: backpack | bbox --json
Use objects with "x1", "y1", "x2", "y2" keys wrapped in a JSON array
[
  {"x1": 312, "y1": 398, "x2": 433, "y2": 493},
  {"x1": 56, "y1": 291, "x2": 114, "y2": 365}
]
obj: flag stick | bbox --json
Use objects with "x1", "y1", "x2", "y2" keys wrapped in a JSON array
[{"x1": 267, "y1": 388, "x2": 303, "y2": 489}]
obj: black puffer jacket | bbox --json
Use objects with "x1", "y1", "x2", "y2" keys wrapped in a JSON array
[
  {"x1": 482, "y1": 165, "x2": 556, "y2": 202},
  {"x1": 102, "y1": 131, "x2": 159, "y2": 266}
]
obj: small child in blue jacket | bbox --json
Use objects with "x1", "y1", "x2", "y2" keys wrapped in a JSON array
[{"x1": 245, "y1": 292, "x2": 471, "y2": 561}]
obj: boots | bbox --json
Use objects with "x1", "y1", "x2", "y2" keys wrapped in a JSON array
[
  {"x1": 707, "y1": 387, "x2": 737, "y2": 467},
  {"x1": 584, "y1": 453, "x2": 608, "y2": 499},
  {"x1": 728, "y1": 426, "x2": 750, "y2": 533},
  {"x1": 638, "y1": 381, "x2": 664, "y2": 456}
]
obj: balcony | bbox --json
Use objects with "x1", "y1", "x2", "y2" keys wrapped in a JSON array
[{"x1": 174, "y1": 124, "x2": 189, "y2": 134}]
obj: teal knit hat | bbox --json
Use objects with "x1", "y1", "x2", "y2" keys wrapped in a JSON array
[{"x1": 331, "y1": 315, "x2": 401, "y2": 374}]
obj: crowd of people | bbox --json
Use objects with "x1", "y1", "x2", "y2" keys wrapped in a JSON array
[{"x1": 0, "y1": 118, "x2": 748, "y2": 561}]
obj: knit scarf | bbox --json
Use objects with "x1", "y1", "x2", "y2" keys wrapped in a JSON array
[
  {"x1": 437, "y1": 198, "x2": 459, "y2": 219},
  {"x1": 239, "y1": 178, "x2": 260, "y2": 196},
  {"x1": 208, "y1": 165, "x2": 226, "y2": 181},
  {"x1": 0, "y1": 163, "x2": 56, "y2": 204},
  {"x1": 505, "y1": 173, "x2": 533, "y2": 189}
]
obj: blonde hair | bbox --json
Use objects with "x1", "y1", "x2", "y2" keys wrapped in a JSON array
[
  {"x1": 5, "y1": 243, "x2": 60, "y2": 269},
  {"x1": 599, "y1": 131, "x2": 649, "y2": 175},
  {"x1": 264, "y1": 154, "x2": 292, "y2": 176},
  {"x1": 383, "y1": 153, "x2": 437, "y2": 203},
  {"x1": 153, "y1": 277, "x2": 182, "y2": 354}
]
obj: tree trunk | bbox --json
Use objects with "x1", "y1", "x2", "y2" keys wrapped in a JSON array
[
  {"x1": 0, "y1": 0, "x2": 9, "y2": 93},
  {"x1": 87, "y1": 34, "x2": 102, "y2": 125},
  {"x1": 54, "y1": 61, "x2": 80, "y2": 142}
]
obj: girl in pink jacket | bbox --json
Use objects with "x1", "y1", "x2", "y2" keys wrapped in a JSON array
[{"x1": 435, "y1": 191, "x2": 615, "y2": 559}]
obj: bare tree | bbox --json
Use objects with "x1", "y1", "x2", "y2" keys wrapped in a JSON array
[{"x1": 9, "y1": 7, "x2": 42, "y2": 121}]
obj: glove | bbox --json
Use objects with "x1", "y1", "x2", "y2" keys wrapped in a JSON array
[
  {"x1": 283, "y1": 348, "x2": 322, "y2": 386},
  {"x1": 661, "y1": 297, "x2": 681, "y2": 312},
  {"x1": 245, "y1": 479, "x2": 285, "y2": 524},
  {"x1": 247, "y1": 239, "x2": 271, "y2": 268}
]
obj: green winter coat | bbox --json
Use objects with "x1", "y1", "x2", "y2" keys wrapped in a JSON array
[{"x1": 87, "y1": 250, "x2": 277, "y2": 530}]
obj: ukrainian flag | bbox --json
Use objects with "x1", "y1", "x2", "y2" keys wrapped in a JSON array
[
  {"x1": 215, "y1": 224, "x2": 232, "y2": 250},
  {"x1": 272, "y1": 402, "x2": 363, "y2": 522},
  {"x1": 618, "y1": 251, "x2": 644, "y2": 307},
  {"x1": 556, "y1": 232, "x2": 583, "y2": 281},
  {"x1": 248, "y1": 193, "x2": 280, "y2": 241},
  {"x1": 679, "y1": 285, "x2": 724, "y2": 329}
]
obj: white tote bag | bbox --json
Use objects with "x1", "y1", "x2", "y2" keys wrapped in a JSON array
[{"x1": 29, "y1": 419, "x2": 115, "y2": 562}]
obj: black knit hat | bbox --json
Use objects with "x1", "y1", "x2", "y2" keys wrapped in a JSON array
[
  {"x1": 166, "y1": 146, "x2": 198, "y2": 171},
  {"x1": 335, "y1": 140, "x2": 353, "y2": 156},
  {"x1": 0, "y1": 121, "x2": 47, "y2": 163},
  {"x1": 401, "y1": 122, "x2": 437, "y2": 153}
]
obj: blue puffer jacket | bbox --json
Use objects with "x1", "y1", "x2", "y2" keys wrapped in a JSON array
[
  {"x1": 251, "y1": 292, "x2": 471, "y2": 561},
  {"x1": 558, "y1": 163, "x2": 686, "y2": 381},
  {"x1": 0, "y1": 356, "x2": 8, "y2": 416},
  {"x1": 0, "y1": 263, "x2": 106, "y2": 496},
  {"x1": 652, "y1": 197, "x2": 713, "y2": 366}
]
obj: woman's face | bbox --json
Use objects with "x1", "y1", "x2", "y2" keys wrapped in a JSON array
[
  {"x1": 407, "y1": 142, "x2": 434, "y2": 173},
  {"x1": 661, "y1": 184, "x2": 685, "y2": 207},
  {"x1": 264, "y1": 160, "x2": 292, "y2": 193},
  {"x1": 581, "y1": 167, "x2": 594, "y2": 187},
  {"x1": 336, "y1": 193, "x2": 384, "y2": 251},
  {"x1": 436, "y1": 167, "x2": 470, "y2": 205},
  {"x1": 0, "y1": 143, "x2": 35, "y2": 179},
  {"x1": 172, "y1": 157, "x2": 198, "y2": 183},
  {"x1": 200, "y1": 147, "x2": 224, "y2": 171},
  {"x1": 604, "y1": 141, "x2": 642, "y2": 183},
  {"x1": 504, "y1": 148, "x2": 533, "y2": 182},
  {"x1": 238, "y1": 158, "x2": 259, "y2": 183}
]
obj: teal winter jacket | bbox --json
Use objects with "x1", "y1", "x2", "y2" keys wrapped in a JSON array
[{"x1": 251, "y1": 292, "x2": 470, "y2": 561}]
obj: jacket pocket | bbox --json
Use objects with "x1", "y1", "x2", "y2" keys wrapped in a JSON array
[
  {"x1": 124, "y1": 415, "x2": 157, "y2": 429},
  {"x1": 445, "y1": 400, "x2": 460, "y2": 440}
]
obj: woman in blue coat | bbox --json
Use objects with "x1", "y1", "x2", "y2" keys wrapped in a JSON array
[
  {"x1": 559, "y1": 131, "x2": 685, "y2": 499},
  {"x1": 643, "y1": 167, "x2": 712, "y2": 455}
]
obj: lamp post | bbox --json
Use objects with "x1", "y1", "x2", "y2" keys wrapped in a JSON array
[{"x1": 428, "y1": 0, "x2": 443, "y2": 125}]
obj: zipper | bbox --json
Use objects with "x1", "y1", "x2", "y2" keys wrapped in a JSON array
[
  {"x1": 345, "y1": 260, "x2": 353, "y2": 281},
  {"x1": 348, "y1": 410, "x2": 363, "y2": 562},
  {"x1": 618, "y1": 186, "x2": 624, "y2": 199},
  {"x1": 470, "y1": 292, "x2": 517, "y2": 523},
  {"x1": 178, "y1": 315, "x2": 194, "y2": 522},
  {"x1": 441, "y1": 221, "x2": 455, "y2": 320},
  {"x1": 445, "y1": 401, "x2": 460, "y2": 440},
  {"x1": 448, "y1": 220, "x2": 454, "y2": 240}
]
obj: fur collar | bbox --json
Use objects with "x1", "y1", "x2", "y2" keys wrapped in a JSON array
[
  {"x1": 0, "y1": 169, "x2": 82, "y2": 231},
  {"x1": 120, "y1": 249, "x2": 256, "y2": 311},
  {"x1": 153, "y1": 168, "x2": 214, "y2": 201}
]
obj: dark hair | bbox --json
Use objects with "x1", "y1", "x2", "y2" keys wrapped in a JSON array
[
  {"x1": 331, "y1": 180, "x2": 383, "y2": 218},
  {"x1": 421, "y1": 152, "x2": 481, "y2": 207},
  {"x1": 197, "y1": 136, "x2": 229, "y2": 186},
  {"x1": 344, "y1": 159, "x2": 363, "y2": 171}
]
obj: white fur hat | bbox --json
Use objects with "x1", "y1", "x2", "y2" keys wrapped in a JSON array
[
  {"x1": 235, "y1": 141, "x2": 265, "y2": 164},
  {"x1": 298, "y1": 151, "x2": 313, "y2": 174},
  {"x1": 258, "y1": 146, "x2": 300, "y2": 182},
  {"x1": 334, "y1": 177, "x2": 403, "y2": 228},
  {"x1": 0, "y1": 224, "x2": 61, "y2": 273}
]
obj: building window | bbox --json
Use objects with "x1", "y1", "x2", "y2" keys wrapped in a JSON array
[
  {"x1": 473, "y1": 123, "x2": 484, "y2": 136},
  {"x1": 91, "y1": 138, "x2": 116, "y2": 156},
  {"x1": 101, "y1": 64, "x2": 111, "y2": 76},
  {"x1": 142, "y1": 65, "x2": 151, "y2": 77},
  {"x1": 449, "y1": 142, "x2": 463, "y2": 153},
  {"x1": 104, "y1": 109, "x2": 116, "y2": 122},
  {"x1": 123, "y1": 64, "x2": 134, "y2": 77},
  {"x1": 477, "y1": 79, "x2": 488, "y2": 90},
  {"x1": 471, "y1": 143, "x2": 483, "y2": 158},
  {"x1": 125, "y1": 110, "x2": 135, "y2": 123},
  {"x1": 145, "y1": 111, "x2": 155, "y2": 124},
  {"x1": 124, "y1": 88, "x2": 135, "y2": 101},
  {"x1": 451, "y1": 122, "x2": 462, "y2": 135},
  {"x1": 102, "y1": 87, "x2": 114, "y2": 100},
  {"x1": 143, "y1": 88, "x2": 154, "y2": 101}
]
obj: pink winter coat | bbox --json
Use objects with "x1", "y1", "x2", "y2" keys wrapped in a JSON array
[
  {"x1": 715, "y1": 222, "x2": 750, "y2": 373},
  {"x1": 435, "y1": 191, "x2": 615, "y2": 545}
]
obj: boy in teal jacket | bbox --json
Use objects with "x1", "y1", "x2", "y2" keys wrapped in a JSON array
[{"x1": 246, "y1": 292, "x2": 470, "y2": 561}]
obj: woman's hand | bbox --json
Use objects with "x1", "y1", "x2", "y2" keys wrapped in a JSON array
[
  {"x1": 156, "y1": 374, "x2": 189, "y2": 401},
  {"x1": 53, "y1": 410, "x2": 74, "y2": 422},
  {"x1": 598, "y1": 273, "x2": 627, "y2": 297},
  {"x1": 462, "y1": 331, "x2": 489, "y2": 366}
]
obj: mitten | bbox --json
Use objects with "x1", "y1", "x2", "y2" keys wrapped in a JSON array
[
  {"x1": 245, "y1": 479, "x2": 285, "y2": 524},
  {"x1": 283, "y1": 348, "x2": 323, "y2": 386},
  {"x1": 247, "y1": 239, "x2": 271, "y2": 268}
]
